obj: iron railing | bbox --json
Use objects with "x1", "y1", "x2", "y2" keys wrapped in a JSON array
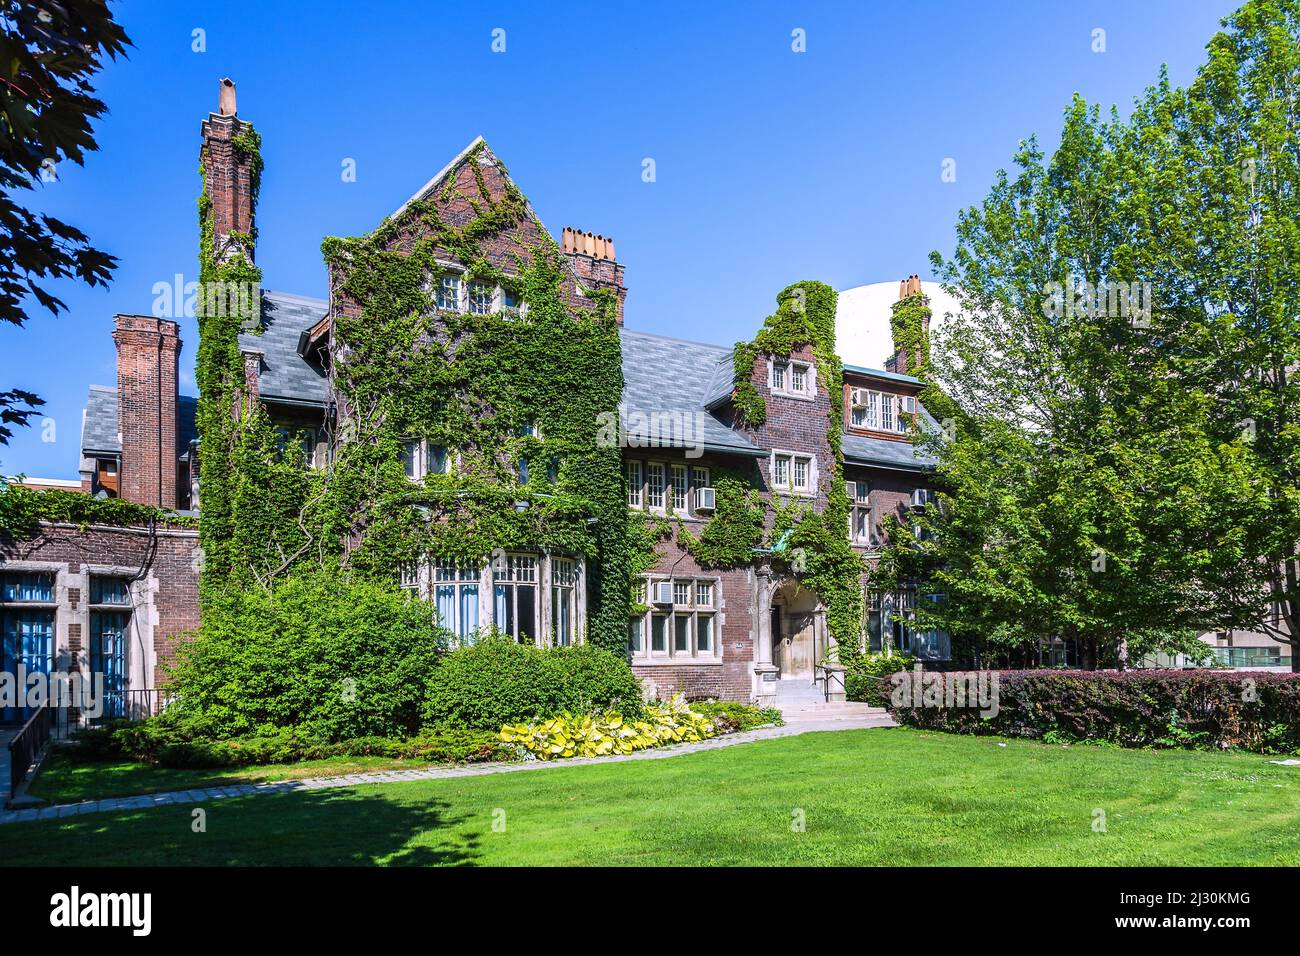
[
  {"x1": 7, "y1": 701, "x2": 68, "y2": 800},
  {"x1": 813, "y1": 663, "x2": 847, "y2": 703},
  {"x1": 7, "y1": 689, "x2": 162, "y2": 801},
  {"x1": 92, "y1": 688, "x2": 163, "y2": 722}
]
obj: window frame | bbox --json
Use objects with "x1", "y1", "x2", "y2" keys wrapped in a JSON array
[
  {"x1": 848, "y1": 480, "x2": 879, "y2": 547},
  {"x1": 402, "y1": 439, "x2": 455, "y2": 481},
  {"x1": 433, "y1": 558, "x2": 482, "y2": 645},
  {"x1": 770, "y1": 358, "x2": 815, "y2": 399},
  {"x1": 670, "y1": 463, "x2": 688, "y2": 514},
  {"x1": 435, "y1": 273, "x2": 463, "y2": 312},
  {"x1": 646, "y1": 461, "x2": 667, "y2": 512},
  {"x1": 771, "y1": 450, "x2": 816, "y2": 497},
  {"x1": 630, "y1": 575, "x2": 721, "y2": 663},
  {"x1": 551, "y1": 557, "x2": 579, "y2": 647},
  {"x1": 626, "y1": 459, "x2": 644, "y2": 508},
  {"x1": 492, "y1": 553, "x2": 540, "y2": 644},
  {"x1": 468, "y1": 280, "x2": 494, "y2": 316}
]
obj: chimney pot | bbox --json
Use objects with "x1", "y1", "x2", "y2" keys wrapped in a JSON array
[{"x1": 219, "y1": 77, "x2": 237, "y2": 117}]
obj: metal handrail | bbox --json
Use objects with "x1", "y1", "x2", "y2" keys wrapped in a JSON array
[{"x1": 8, "y1": 701, "x2": 56, "y2": 800}]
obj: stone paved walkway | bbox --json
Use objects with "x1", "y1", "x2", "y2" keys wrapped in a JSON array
[{"x1": 0, "y1": 716, "x2": 893, "y2": 827}]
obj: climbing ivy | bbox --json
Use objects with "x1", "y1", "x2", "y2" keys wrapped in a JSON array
[
  {"x1": 890, "y1": 291, "x2": 960, "y2": 425},
  {"x1": 679, "y1": 468, "x2": 765, "y2": 567},
  {"x1": 688, "y1": 281, "x2": 867, "y2": 660},
  {"x1": 626, "y1": 510, "x2": 673, "y2": 614},
  {"x1": 0, "y1": 484, "x2": 196, "y2": 540},
  {"x1": 195, "y1": 143, "x2": 627, "y2": 651},
  {"x1": 194, "y1": 124, "x2": 292, "y2": 597}
]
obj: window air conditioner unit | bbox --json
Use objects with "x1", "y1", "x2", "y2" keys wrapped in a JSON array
[
  {"x1": 695, "y1": 487, "x2": 717, "y2": 512},
  {"x1": 652, "y1": 582, "x2": 674, "y2": 605},
  {"x1": 850, "y1": 388, "x2": 867, "y2": 405}
]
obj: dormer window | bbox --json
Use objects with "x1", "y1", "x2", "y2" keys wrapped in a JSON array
[
  {"x1": 850, "y1": 388, "x2": 879, "y2": 428},
  {"x1": 848, "y1": 387, "x2": 917, "y2": 434},
  {"x1": 770, "y1": 359, "x2": 815, "y2": 399}
]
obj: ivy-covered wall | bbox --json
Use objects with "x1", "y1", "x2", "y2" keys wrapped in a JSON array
[
  {"x1": 189, "y1": 141, "x2": 632, "y2": 650},
  {"x1": 667, "y1": 282, "x2": 868, "y2": 664}
]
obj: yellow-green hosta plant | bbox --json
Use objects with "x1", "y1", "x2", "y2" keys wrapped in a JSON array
[{"x1": 500, "y1": 695, "x2": 717, "y2": 760}]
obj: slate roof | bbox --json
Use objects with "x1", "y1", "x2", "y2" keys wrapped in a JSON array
[
  {"x1": 79, "y1": 294, "x2": 935, "y2": 474},
  {"x1": 238, "y1": 291, "x2": 330, "y2": 405},
  {"x1": 81, "y1": 385, "x2": 121, "y2": 454},
  {"x1": 80, "y1": 386, "x2": 199, "y2": 457},
  {"x1": 618, "y1": 328, "x2": 763, "y2": 456},
  {"x1": 842, "y1": 430, "x2": 938, "y2": 471}
]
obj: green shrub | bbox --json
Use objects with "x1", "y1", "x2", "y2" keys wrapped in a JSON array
[
  {"x1": 422, "y1": 635, "x2": 643, "y2": 730},
  {"x1": 688, "y1": 700, "x2": 782, "y2": 732},
  {"x1": 844, "y1": 652, "x2": 914, "y2": 705},
  {"x1": 885, "y1": 669, "x2": 1300, "y2": 754},
  {"x1": 500, "y1": 696, "x2": 715, "y2": 760},
  {"x1": 167, "y1": 569, "x2": 449, "y2": 740},
  {"x1": 65, "y1": 721, "x2": 512, "y2": 769}
]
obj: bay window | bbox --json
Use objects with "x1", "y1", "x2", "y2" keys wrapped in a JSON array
[
  {"x1": 434, "y1": 559, "x2": 480, "y2": 644},
  {"x1": 552, "y1": 557, "x2": 579, "y2": 646},
  {"x1": 493, "y1": 554, "x2": 538, "y2": 643}
]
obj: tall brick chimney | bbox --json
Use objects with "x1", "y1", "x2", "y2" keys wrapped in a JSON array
[
  {"x1": 200, "y1": 78, "x2": 255, "y2": 260},
  {"x1": 113, "y1": 315, "x2": 181, "y2": 508},
  {"x1": 885, "y1": 274, "x2": 931, "y2": 376},
  {"x1": 561, "y1": 227, "x2": 626, "y2": 325}
]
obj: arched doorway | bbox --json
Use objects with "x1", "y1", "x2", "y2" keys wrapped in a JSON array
[{"x1": 771, "y1": 580, "x2": 826, "y2": 680}]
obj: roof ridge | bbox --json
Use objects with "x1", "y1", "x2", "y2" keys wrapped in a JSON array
[
  {"x1": 620, "y1": 326, "x2": 733, "y2": 353},
  {"x1": 262, "y1": 289, "x2": 328, "y2": 307},
  {"x1": 389, "y1": 135, "x2": 487, "y2": 221}
]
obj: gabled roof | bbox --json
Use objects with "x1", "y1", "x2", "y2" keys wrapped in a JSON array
[
  {"x1": 239, "y1": 291, "x2": 330, "y2": 405},
  {"x1": 390, "y1": 135, "x2": 486, "y2": 221}
]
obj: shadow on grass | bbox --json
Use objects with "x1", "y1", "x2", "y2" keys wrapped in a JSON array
[{"x1": 0, "y1": 786, "x2": 485, "y2": 867}]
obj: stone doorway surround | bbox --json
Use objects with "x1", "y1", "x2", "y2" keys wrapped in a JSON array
[{"x1": 752, "y1": 560, "x2": 836, "y2": 705}]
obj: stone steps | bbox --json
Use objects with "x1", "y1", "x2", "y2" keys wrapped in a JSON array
[{"x1": 777, "y1": 703, "x2": 891, "y2": 722}]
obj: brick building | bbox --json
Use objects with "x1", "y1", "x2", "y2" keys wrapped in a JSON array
[{"x1": 1, "y1": 81, "x2": 941, "y2": 714}]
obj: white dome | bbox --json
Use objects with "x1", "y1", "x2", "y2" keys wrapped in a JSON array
[{"x1": 835, "y1": 280, "x2": 965, "y2": 371}]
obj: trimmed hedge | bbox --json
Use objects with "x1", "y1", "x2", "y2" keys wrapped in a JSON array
[
  {"x1": 65, "y1": 721, "x2": 513, "y2": 769},
  {"x1": 885, "y1": 669, "x2": 1300, "y2": 753},
  {"x1": 844, "y1": 652, "x2": 915, "y2": 706},
  {"x1": 421, "y1": 636, "x2": 644, "y2": 730}
]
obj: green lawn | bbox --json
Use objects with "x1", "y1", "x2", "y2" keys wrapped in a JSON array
[
  {"x1": 26, "y1": 749, "x2": 442, "y2": 804},
  {"x1": 3, "y1": 728, "x2": 1296, "y2": 866}
]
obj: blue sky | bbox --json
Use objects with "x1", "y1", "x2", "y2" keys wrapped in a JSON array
[{"x1": 0, "y1": 0, "x2": 1236, "y2": 478}]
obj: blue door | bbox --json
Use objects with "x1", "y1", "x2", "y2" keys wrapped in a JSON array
[
  {"x1": 2, "y1": 610, "x2": 54, "y2": 722},
  {"x1": 90, "y1": 611, "x2": 129, "y2": 719}
]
